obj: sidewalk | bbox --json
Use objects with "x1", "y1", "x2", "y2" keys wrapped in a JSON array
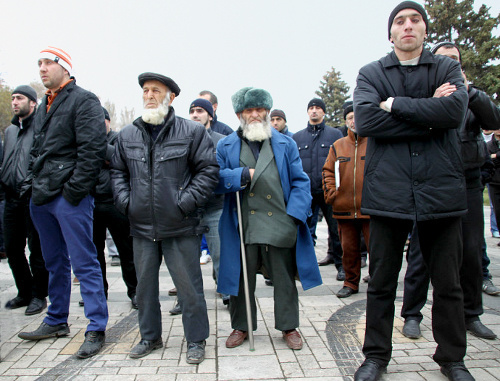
[{"x1": 0, "y1": 208, "x2": 499, "y2": 380}]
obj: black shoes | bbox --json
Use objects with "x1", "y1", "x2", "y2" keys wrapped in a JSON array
[
  {"x1": 222, "y1": 294, "x2": 230, "y2": 306},
  {"x1": 354, "y1": 359, "x2": 387, "y2": 381},
  {"x1": 5, "y1": 296, "x2": 30, "y2": 309},
  {"x1": 18, "y1": 322, "x2": 70, "y2": 340},
  {"x1": 129, "y1": 337, "x2": 163, "y2": 358},
  {"x1": 186, "y1": 340, "x2": 205, "y2": 364},
  {"x1": 336, "y1": 286, "x2": 358, "y2": 298},
  {"x1": 25, "y1": 298, "x2": 47, "y2": 316},
  {"x1": 169, "y1": 302, "x2": 182, "y2": 315},
  {"x1": 77, "y1": 331, "x2": 105, "y2": 359},
  {"x1": 131, "y1": 294, "x2": 138, "y2": 309},
  {"x1": 402, "y1": 319, "x2": 422, "y2": 339},
  {"x1": 336, "y1": 267, "x2": 346, "y2": 281},
  {"x1": 318, "y1": 255, "x2": 335, "y2": 266},
  {"x1": 265, "y1": 279, "x2": 274, "y2": 286},
  {"x1": 440, "y1": 361, "x2": 475, "y2": 381},
  {"x1": 466, "y1": 320, "x2": 497, "y2": 340}
]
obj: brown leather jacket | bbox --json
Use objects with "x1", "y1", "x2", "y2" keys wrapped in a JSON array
[{"x1": 322, "y1": 129, "x2": 369, "y2": 219}]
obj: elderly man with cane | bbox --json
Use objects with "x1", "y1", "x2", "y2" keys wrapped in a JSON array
[{"x1": 215, "y1": 87, "x2": 322, "y2": 350}]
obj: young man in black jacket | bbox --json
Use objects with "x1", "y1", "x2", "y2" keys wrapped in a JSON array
[
  {"x1": 353, "y1": 2, "x2": 473, "y2": 381},
  {"x1": 18, "y1": 47, "x2": 108, "y2": 359},
  {"x1": 2, "y1": 85, "x2": 48, "y2": 316},
  {"x1": 111, "y1": 73, "x2": 219, "y2": 364}
]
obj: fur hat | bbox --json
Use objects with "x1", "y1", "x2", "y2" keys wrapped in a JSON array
[
  {"x1": 342, "y1": 101, "x2": 354, "y2": 119},
  {"x1": 232, "y1": 87, "x2": 273, "y2": 114},
  {"x1": 138, "y1": 72, "x2": 181, "y2": 96},
  {"x1": 39, "y1": 46, "x2": 73, "y2": 76},
  {"x1": 270, "y1": 109, "x2": 286, "y2": 122},
  {"x1": 190, "y1": 98, "x2": 214, "y2": 118},
  {"x1": 388, "y1": 1, "x2": 428, "y2": 41},
  {"x1": 12, "y1": 85, "x2": 37, "y2": 102}
]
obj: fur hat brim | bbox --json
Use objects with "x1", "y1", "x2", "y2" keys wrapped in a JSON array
[{"x1": 232, "y1": 87, "x2": 273, "y2": 114}]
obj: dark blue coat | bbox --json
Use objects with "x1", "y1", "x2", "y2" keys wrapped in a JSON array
[{"x1": 292, "y1": 121, "x2": 343, "y2": 194}]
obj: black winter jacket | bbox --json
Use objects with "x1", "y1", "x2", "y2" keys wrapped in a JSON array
[
  {"x1": 354, "y1": 49, "x2": 468, "y2": 221},
  {"x1": 487, "y1": 137, "x2": 500, "y2": 186},
  {"x1": 111, "y1": 107, "x2": 220, "y2": 240},
  {"x1": 1, "y1": 111, "x2": 37, "y2": 199},
  {"x1": 292, "y1": 121, "x2": 343, "y2": 194},
  {"x1": 94, "y1": 130, "x2": 118, "y2": 203},
  {"x1": 27, "y1": 80, "x2": 106, "y2": 206}
]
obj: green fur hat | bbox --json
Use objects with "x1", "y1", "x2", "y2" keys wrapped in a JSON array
[{"x1": 231, "y1": 87, "x2": 273, "y2": 113}]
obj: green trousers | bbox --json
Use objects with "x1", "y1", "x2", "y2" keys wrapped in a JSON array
[{"x1": 229, "y1": 244, "x2": 299, "y2": 332}]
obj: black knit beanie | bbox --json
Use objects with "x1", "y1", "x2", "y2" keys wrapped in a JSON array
[
  {"x1": 307, "y1": 98, "x2": 326, "y2": 113},
  {"x1": 270, "y1": 109, "x2": 287, "y2": 122},
  {"x1": 12, "y1": 85, "x2": 37, "y2": 102},
  {"x1": 388, "y1": 1, "x2": 428, "y2": 41},
  {"x1": 342, "y1": 101, "x2": 354, "y2": 120}
]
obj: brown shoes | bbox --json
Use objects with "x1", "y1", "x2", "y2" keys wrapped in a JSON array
[
  {"x1": 226, "y1": 329, "x2": 248, "y2": 348},
  {"x1": 283, "y1": 329, "x2": 303, "y2": 350}
]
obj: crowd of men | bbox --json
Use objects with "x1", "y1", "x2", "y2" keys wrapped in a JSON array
[{"x1": 1, "y1": 1, "x2": 499, "y2": 380}]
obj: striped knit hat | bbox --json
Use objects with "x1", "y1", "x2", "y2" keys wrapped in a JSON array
[{"x1": 39, "y1": 46, "x2": 73, "y2": 76}]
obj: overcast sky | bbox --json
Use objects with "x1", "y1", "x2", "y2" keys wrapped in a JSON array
[{"x1": 1, "y1": 0, "x2": 498, "y2": 132}]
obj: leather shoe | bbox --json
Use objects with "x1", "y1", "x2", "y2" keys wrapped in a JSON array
[
  {"x1": 336, "y1": 267, "x2": 346, "y2": 281},
  {"x1": 466, "y1": 319, "x2": 497, "y2": 340},
  {"x1": 222, "y1": 294, "x2": 230, "y2": 306},
  {"x1": 130, "y1": 337, "x2": 163, "y2": 358},
  {"x1": 226, "y1": 329, "x2": 248, "y2": 348},
  {"x1": 169, "y1": 302, "x2": 182, "y2": 315},
  {"x1": 283, "y1": 329, "x2": 302, "y2": 350},
  {"x1": 402, "y1": 319, "x2": 421, "y2": 339},
  {"x1": 77, "y1": 331, "x2": 105, "y2": 359},
  {"x1": 354, "y1": 359, "x2": 387, "y2": 381},
  {"x1": 440, "y1": 361, "x2": 475, "y2": 381},
  {"x1": 337, "y1": 286, "x2": 358, "y2": 298},
  {"x1": 131, "y1": 294, "x2": 138, "y2": 309},
  {"x1": 25, "y1": 298, "x2": 47, "y2": 316},
  {"x1": 318, "y1": 255, "x2": 335, "y2": 266},
  {"x1": 18, "y1": 322, "x2": 70, "y2": 340},
  {"x1": 79, "y1": 300, "x2": 84, "y2": 307},
  {"x1": 5, "y1": 296, "x2": 30, "y2": 309},
  {"x1": 186, "y1": 340, "x2": 205, "y2": 364},
  {"x1": 168, "y1": 287, "x2": 177, "y2": 296}
]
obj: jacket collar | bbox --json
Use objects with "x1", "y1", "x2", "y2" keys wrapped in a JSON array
[
  {"x1": 381, "y1": 48, "x2": 436, "y2": 68},
  {"x1": 307, "y1": 120, "x2": 325, "y2": 132},
  {"x1": 11, "y1": 107, "x2": 36, "y2": 129}
]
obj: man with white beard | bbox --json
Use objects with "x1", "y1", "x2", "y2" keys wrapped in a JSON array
[
  {"x1": 111, "y1": 72, "x2": 219, "y2": 363},
  {"x1": 215, "y1": 87, "x2": 322, "y2": 350}
]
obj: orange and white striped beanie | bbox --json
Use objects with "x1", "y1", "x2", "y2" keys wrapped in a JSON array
[{"x1": 40, "y1": 46, "x2": 73, "y2": 76}]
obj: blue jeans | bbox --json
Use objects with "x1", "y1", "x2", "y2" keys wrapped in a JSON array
[
  {"x1": 133, "y1": 235, "x2": 209, "y2": 342},
  {"x1": 30, "y1": 195, "x2": 108, "y2": 332}
]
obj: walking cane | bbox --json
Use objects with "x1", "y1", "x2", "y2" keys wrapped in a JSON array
[{"x1": 235, "y1": 190, "x2": 255, "y2": 351}]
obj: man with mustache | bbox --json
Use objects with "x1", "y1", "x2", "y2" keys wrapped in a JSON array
[
  {"x1": 215, "y1": 87, "x2": 322, "y2": 351},
  {"x1": 353, "y1": 2, "x2": 472, "y2": 380},
  {"x1": 111, "y1": 73, "x2": 219, "y2": 364}
]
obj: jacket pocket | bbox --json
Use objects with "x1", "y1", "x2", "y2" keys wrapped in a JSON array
[{"x1": 48, "y1": 159, "x2": 76, "y2": 191}]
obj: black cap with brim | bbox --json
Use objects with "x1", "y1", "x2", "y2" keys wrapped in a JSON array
[{"x1": 138, "y1": 72, "x2": 181, "y2": 96}]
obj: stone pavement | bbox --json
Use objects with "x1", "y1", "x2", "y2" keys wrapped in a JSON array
[{"x1": 0, "y1": 208, "x2": 499, "y2": 380}]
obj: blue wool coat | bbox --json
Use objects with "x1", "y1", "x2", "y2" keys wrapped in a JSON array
[{"x1": 215, "y1": 128, "x2": 322, "y2": 296}]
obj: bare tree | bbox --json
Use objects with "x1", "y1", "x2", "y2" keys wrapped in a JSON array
[
  {"x1": 102, "y1": 100, "x2": 118, "y2": 130},
  {"x1": 119, "y1": 107, "x2": 135, "y2": 130}
]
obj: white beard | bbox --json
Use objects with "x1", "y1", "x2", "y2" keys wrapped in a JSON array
[
  {"x1": 241, "y1": 114, "x2": 272, "y2": 142},
  {"x1": 142, "y1": 97, "x2": 170, "y2": 125}
]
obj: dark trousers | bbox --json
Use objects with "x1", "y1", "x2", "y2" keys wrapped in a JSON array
[
  {"x1": 4, "y1": 196, "x2": 48, "y2": 300},
  {"x1": 93, "y1": 201, "x2": 137, "y2": 299},
  {"x1": 308, "y1": 193, "x2": 343, "y2": 268},
  {"x1": 402, "y1": 186, "x2": 484, "y2": 322},
  {"x1": 337, "y1": 219, "x2": 370, "y2": 291},
  {"x1": 230, "y1": 244, "x2": 299, "y2": 332},
  {"x1": 364, "y1": 216, "x2": 465, "y2": 366},
  {"x1": 30, "y1": 195, "x2": 108, "y2": 332},
  {"x1": 133, "y1": 235, "x2": 209, "y2": 343}
]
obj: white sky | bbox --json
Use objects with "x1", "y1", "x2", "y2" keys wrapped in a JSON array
[{"x1": 1, "y1": 0, "x2": 498, "y2": 132}]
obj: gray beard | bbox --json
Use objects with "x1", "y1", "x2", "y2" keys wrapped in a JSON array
[
  {"x1": 142, "y1": 99, "x2": 169, "y2": 125},
  {"x1": 241, "y1": 115, "x2": 272, "y2": 142}
]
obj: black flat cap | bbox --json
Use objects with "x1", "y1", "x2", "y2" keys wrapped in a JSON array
[{"x1": 138, "y1": 72, "x2": 181, "y2": 96}]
